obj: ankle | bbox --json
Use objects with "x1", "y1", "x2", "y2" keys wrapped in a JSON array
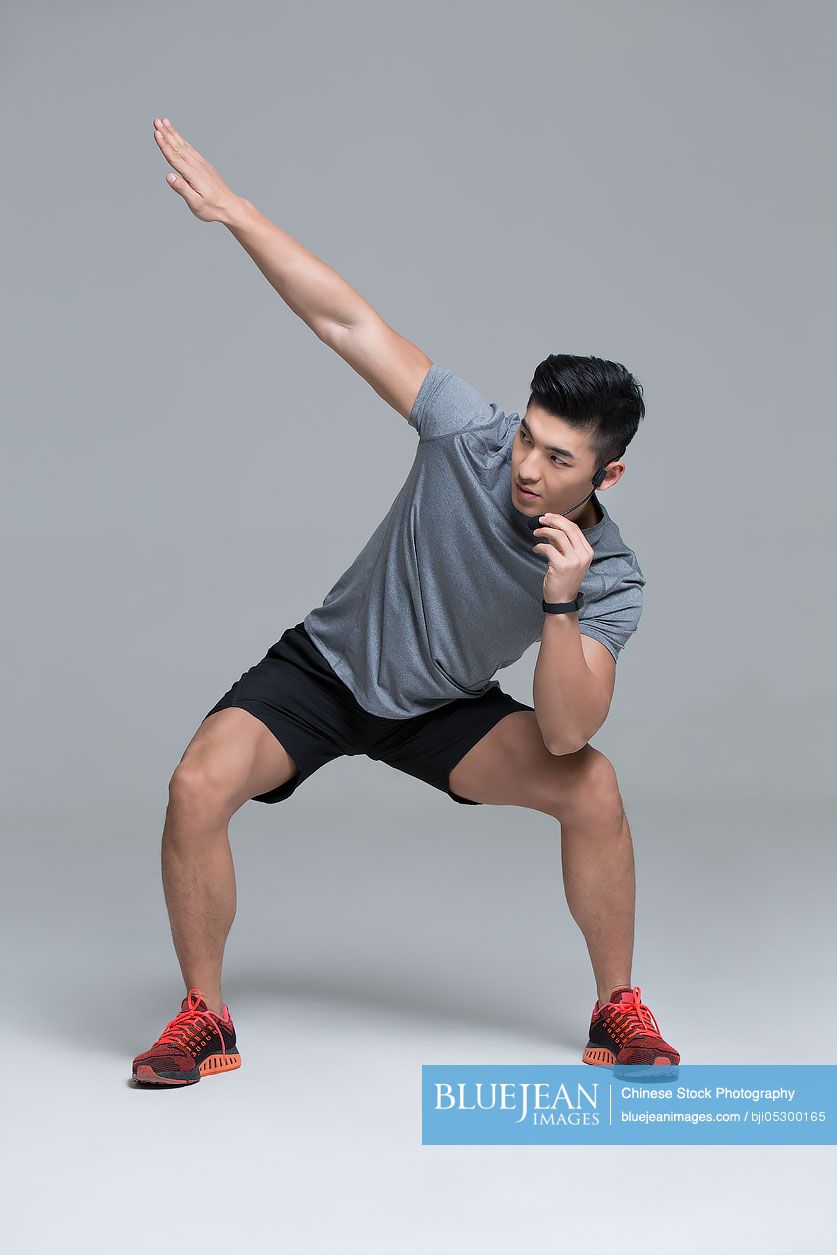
[
  {"x1": 597, "y1": 981, "x2": 631, "y2": 1007},
  {"x1": 188, "y1": 987, "x2": 225, "y2": 1017}
]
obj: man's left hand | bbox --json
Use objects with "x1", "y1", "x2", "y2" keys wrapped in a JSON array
[{"x1": 532, "y1": 512, "x2": 594, "y2": 604}]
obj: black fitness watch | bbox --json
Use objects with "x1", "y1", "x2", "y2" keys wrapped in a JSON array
[{"x1": 542, "y1": 591, "x2": 585, "y2": 614}]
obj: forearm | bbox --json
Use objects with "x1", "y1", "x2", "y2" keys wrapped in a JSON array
[
  {"x1": 220, "y1": 196, "x2": 375, "y2": 340},
  {"x1": 533, "y1": 613, "x2": 610, "y2": 754}
]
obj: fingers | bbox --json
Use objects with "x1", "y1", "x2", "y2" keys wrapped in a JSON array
[
  {"x1": 531, "y1": 526, "x2": 590, "y2": 591},
  {"x1": 532, "y1": 525, "x2": 573, "y2": 556},
  {"x1": 161, "y1": 117, "x2": 191, "y2": 152},
  {"x1": 165, "y1": 168, "x2": 202, "y2": 212},
  {"x1": 155, "y1": 116, "x2": 202, "y2": 162},
  {"x1": 153, "y1": 116, "x2": 201, "y2": 180},
  {"x1": 153, "y1": 123, "x2": 188, "y2": 178},
  {"x1": 535, "y1": 515, "x2": 593, "y2": 558},
  {"x1": 159, "y1": 116, "x2": 180, "y2": 141},
  {"x1": 532, "y1": 528, "x2": 562, "y2": 549}
]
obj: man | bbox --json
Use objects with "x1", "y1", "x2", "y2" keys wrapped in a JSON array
[{"x1": 131, "y1": 116, "x2": 680, "y2": 1088}]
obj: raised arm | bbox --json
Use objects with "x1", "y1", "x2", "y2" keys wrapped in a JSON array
[{"x1": 152, "y1": 116, "x2": 431, "y2": 421}]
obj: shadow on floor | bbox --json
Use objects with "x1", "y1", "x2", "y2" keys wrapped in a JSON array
[{"x1": 16, "y1": 965, "x2": 585, "y2": 1058}]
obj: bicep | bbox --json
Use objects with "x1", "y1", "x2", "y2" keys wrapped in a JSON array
[
  {"x1": 322, "y1": 312, "x2": 433, "y2": 422},
  {"x1": 580, "y1": 633, "x2": 616, "y2": 707},
  {"x1": 578, "y1": 570, "x2": 644, "y2": 669}
]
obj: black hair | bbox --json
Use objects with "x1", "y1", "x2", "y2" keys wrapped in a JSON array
[{"x1": 527, "y1": 354, "x2": 645, "y2": 468}]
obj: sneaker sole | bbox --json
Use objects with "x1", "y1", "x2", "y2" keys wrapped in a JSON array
[
  {"x1": 132, "y1": 1051, "x2": 242, "y2": 1086},
  {"x1": 582, "y1": 1045, "x2": 679, "y2": 1080}
]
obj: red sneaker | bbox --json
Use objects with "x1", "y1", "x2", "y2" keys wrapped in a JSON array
[
  {"x1": 582, "y1": 984, "x2": 680, "y2": 1078},
  {"x1": 132, "y1": 987, "x2": 241, "y2": 1086}
]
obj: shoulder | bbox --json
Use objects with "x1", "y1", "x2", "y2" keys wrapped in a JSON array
[
  {"x1": 591, "y1": 505, "x2": 644, "y2": 583},
  {"x1": 408, "y1": 363, "x2": 507, "y2": 441}
]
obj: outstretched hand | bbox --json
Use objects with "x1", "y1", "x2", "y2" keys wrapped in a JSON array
[{"x1": 152, "y1": 116, "x2": 240, "y2": 223}]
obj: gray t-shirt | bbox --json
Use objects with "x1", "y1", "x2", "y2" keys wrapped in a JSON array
[{"x1": 303, "y1": 363, "x2": 645, "y2": 719}]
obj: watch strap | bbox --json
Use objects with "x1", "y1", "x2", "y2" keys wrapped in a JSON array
[{"x1": 542, "y1": 593, "x2": 584, "y2": 614}]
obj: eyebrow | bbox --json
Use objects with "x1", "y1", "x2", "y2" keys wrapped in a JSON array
[{"x1": 519, "y1": 417, "x2": 577, "y2": 459}]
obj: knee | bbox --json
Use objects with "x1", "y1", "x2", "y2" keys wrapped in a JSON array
[
  {"x1": 554, "y1": 745, "x2": 623, "y2": 822},
  {"x1": 167, "y1": 756, "x2": 235, "y2": 818}
]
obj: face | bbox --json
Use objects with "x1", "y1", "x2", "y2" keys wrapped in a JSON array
[{"x1": 510, "y1": 404, "x2": 620, "y2": 517}]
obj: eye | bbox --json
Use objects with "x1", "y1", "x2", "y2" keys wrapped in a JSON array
[{"x1": 520, "y1": 428, "x2": 567, "y2": 466}]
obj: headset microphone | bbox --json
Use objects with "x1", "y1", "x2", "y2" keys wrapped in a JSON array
[{"x1": 524, "y1": 464, "x2": 607, "y2": 532}]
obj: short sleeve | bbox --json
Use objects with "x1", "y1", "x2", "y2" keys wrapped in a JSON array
[
  {"x1": 578, "y1": 567, "x2": 645, "y2": 662},
  {"x1": 408, "y1": 363, "x2": 501, "y2": 440}
]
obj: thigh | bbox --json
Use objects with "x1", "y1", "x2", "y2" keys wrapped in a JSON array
[
  {"x1": 366, "y1": 689, "x2": 539, "y2": 807},
  {"x1": 368, "y1": 685, "x2": 605, "y2": 813},
  {"x1": 187, "y1": 623, "x2": 358, "y2": 806},
  {"x1": 447, "y1": 709, "x2": 602, "y2": 812}
]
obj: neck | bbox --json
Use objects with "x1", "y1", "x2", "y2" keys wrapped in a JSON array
[{"x1": 571, "y1": 493, "x2": 603, "y2": 531}]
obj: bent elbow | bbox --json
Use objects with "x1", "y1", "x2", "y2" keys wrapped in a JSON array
[
  {"x1": 545, "y1": 737, "x2": 590, "y2": 757},
  {"x1": 536, "y1": 711, "x2": 592, "y2": 757}
]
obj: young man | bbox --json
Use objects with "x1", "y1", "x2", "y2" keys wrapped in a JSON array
[{"x1": 131, "y1": 116, "x2": 680, "y2": 1088}]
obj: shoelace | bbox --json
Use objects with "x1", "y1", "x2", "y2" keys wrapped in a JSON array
[
  {"x1": 605, "y1": 985, "x2": 661, "y2": 1041},
  {"x1": 156, "y1": 987, "x2": 228, "y2": 1055}
]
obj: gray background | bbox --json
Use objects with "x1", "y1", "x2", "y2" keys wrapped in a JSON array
[{"x1": 3, "y1": 0, "x2": 835, "y2": 1250}]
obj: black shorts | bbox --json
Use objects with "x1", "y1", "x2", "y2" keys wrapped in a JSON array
[{"x1": 201, "y1": 622, "x2": 533, "y2": 806}]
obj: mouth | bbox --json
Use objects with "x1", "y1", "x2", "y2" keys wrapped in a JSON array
[{"x1": 515, "y1": 481, "x2": 541, "y2": 500}]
